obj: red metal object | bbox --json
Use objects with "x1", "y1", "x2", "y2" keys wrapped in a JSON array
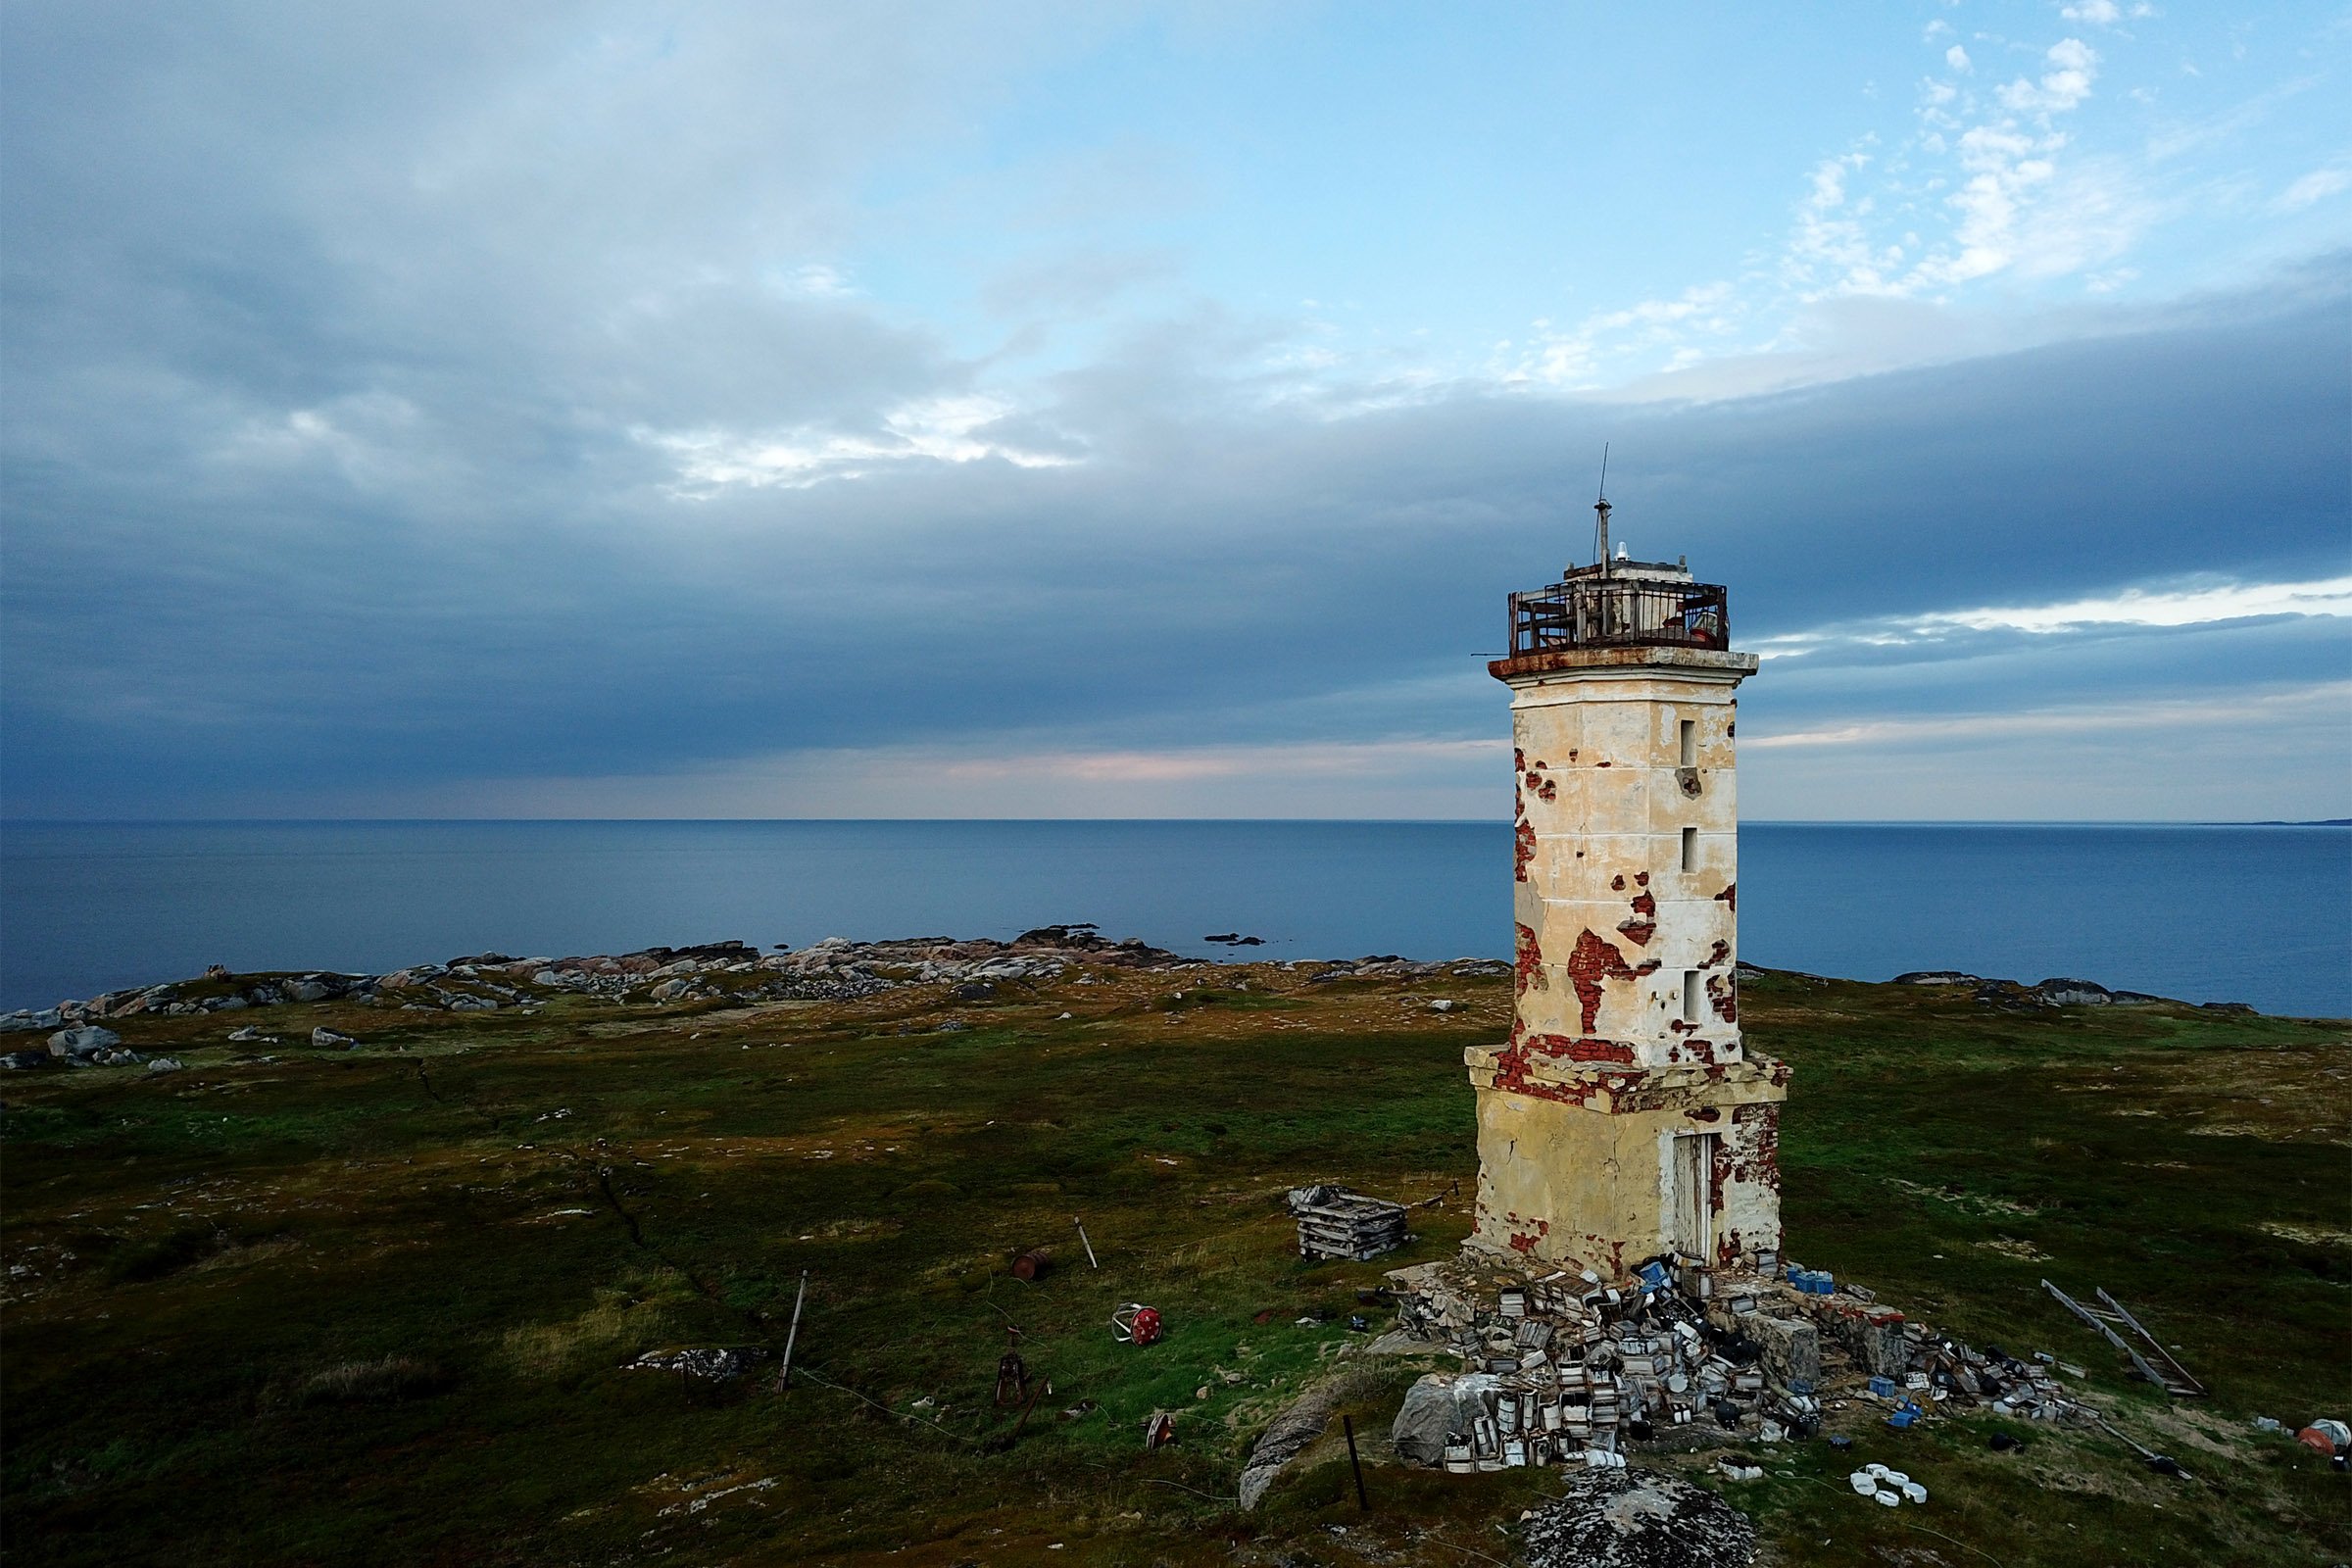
[{"x1": 1112, "y1": 1303, "x2": 1162, "y2": 1346}]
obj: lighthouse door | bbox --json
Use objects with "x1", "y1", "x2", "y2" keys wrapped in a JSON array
[{"x1": 1671, "y1": 1133, "x2": 1717, "y2": 1261}]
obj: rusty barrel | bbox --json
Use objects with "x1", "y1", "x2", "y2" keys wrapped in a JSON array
[{"x1": 1010, "y1": 1248, "x2": 1053, "y2": 1281}]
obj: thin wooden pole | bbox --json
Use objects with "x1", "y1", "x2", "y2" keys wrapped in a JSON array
[
  {"x1": 778, "y1": 1269, "x2": 809, "y2": 1390},
  {"x1": 1343, "y1": 1415, "x2": 1369, "y2": 1511}
]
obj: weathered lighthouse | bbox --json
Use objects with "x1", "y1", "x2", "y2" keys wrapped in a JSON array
[{"x1": 1465, "y1": 496, "x2": 1787, "y2": 1276}]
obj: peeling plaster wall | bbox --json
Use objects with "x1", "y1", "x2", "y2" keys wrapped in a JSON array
[{"x1": 1473, "y1": 650, "x2": 1788, "y2": 1273}]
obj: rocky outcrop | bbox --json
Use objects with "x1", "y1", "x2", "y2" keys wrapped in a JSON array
[{"x1": 0, "y1": 930, "x2": 1200, "y2": 1043}]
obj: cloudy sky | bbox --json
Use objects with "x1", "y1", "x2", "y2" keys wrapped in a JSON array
[{"x1": 3, "y1": 1, "x2": 2346, "y2": 821}]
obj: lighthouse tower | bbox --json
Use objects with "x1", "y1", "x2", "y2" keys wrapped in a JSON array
[{"x1": 1465, "y1": 498, "x2": 1787, "y2": 1276}]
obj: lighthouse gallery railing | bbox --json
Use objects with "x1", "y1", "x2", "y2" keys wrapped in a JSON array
[{"x1": 1505, "y1": 578, "x2": 1730, "y2": 657}]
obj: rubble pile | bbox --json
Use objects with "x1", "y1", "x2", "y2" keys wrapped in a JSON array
[
  {"x1": 622, "y1": 1347, "x2": 768, "y2": 1381},
  {"x1": 1286, "y1": 1185, "x2": 1409, "y2": 1262},
  {"x1": 1519, "y1": 1467, "x2": 1757, "y2": 1568},
  {"x1": 1388, "y1": 1250, "x2": 2094, "y2": 1474}
]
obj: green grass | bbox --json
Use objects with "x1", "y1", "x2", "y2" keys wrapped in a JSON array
[{"x1": 1, "y1": 966, "x2": 2344, "y2": 1565}]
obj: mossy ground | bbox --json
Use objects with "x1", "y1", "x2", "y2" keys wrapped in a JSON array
[{"x1": 2, "y1": 966, "x2": 2345, "y2": 1565}]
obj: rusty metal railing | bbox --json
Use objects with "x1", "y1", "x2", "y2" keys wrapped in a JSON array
[{"x1": 1506, "y1": 578, "x2": 1730, "y2": 657}]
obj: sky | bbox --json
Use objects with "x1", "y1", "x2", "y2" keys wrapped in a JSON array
[{"x1": 2, "y1": 0, "x2": 2347, "y2": 822}]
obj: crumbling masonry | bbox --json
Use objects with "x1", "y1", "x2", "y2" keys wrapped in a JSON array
[{"x1": 1467, "y1": 543, "x2": 1787, "y2": 1274}]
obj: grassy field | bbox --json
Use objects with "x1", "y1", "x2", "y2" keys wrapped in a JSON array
[{"x1": 2, "y1": 962, "x2": 2346, "y2": 1566}]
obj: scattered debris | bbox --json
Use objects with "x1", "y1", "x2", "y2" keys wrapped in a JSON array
[
  {"x1": 623, "y1": 1348, "x2": 768, "y2": 1381},
  {"x1": 994, "y1": 1349, "x2": 1030, "y2": 1408},
  {"x1": 771, "y1": 1269, "x2": 809, "y2": 1393},
  {"x1": 2298, "y1": 1419, "x2": 2350, "y2": 1456},
  {"x1": 1288, "y1": 1185, "x2": 1409, "y2": 1262},
  {"x1": 1388, "y1": 1251, "x2": 2094, "y2": 1474},
  {"x1": 146, "y1": 1057, "x2": 184, "y2": 1074},
  {"x1": 1141, "y1": 1411, "x2": 1177, "y2": 1449},
  {"x1": 1073, "y1": 1217, "x2": 1099, "y2": 1269},
  {"x1": 1111, "y1": 1303, "x2": 1162, "y2": 1346},
  {"x1": 311, "y1": 1027, "x2": 359, "y2": 1050},
  {"x1": 2042, "y1": 1279, "x2": 2206, "y2": 1396},
  {"x1": 1847, "y1": 1463, "x2": 1927, "y2": 1505},
  {"x1": 1427, "y1": 999, "x2": 1459, "y2": 1012},
  {"x1": 1519, "y1": 1467, "x2": 1757, "y2": 1568}
]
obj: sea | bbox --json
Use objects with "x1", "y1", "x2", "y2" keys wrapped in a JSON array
[{"x1": 2, "y1": 821, "x2": 2345, "y2": 1018}]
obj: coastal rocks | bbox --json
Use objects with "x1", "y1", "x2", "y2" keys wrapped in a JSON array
[
  {"x1": 2033, "y1": 977, "x2": 2113, "y2": 1006},
  {"x1": 1892, "y1": 970, "x2": 2229, "y2": 1012},
  {"x1": 311, "y1": 1027, "x2": 359, "y2": 1050},
  {"x1": 148, "y1": 1057, "x2": 185, "y2": 1074},
  {"x1": 9, "y1": 927, "x2": 1421, "y2": 1034},
  {"x1": 1519, "y1": 1468, "x2": 1757, "y2": 1568},
  {"x1": 48, "y1": 1025, "x2": 122, "y2": 1060}
]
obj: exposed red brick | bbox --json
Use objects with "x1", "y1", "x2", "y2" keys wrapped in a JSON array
[
  {"x1": 1705, "y1": 972, "x2": 1738, "y2": 1023},
  {"x1": 1714, "y1": 882, "x2": 1737, "y2": 911},
  {"x1": 1514, "y1": 922, "x2": 1545, "y2": 995},
  {"x1": 1619, "y1": 888, "x2": 1657, "y2": 946},
  {"x1": 1565, "y1": 928, "x2": 1643, "y2": 1035},
  {"x1": 1523, "y1": 1031, "x2": 1637, "y2": 1064}
]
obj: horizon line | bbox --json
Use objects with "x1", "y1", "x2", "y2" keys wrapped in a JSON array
[{"x1": 3, "y1": 816, "x2": 2345, "y2": 828}]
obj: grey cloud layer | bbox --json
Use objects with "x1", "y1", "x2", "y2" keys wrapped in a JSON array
[{"x1": 3, "y1": 6, "x2": 2346, "y2": 816}]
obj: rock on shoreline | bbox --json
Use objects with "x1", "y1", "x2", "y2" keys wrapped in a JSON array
[{"x1": 0, "y1": 927, "x2": 1511, "y2": 1058}]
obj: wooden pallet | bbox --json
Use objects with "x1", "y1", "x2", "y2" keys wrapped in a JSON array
[
  {"x1": 1294, "y1": 1190, "x2": 1408, "y2": 1262},
  {"x1": 2041, "y1": 1279, "x2": 2207, "y2": 1397}
]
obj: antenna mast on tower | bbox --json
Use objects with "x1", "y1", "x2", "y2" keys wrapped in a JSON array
[{"x1": 1593, "y1": 443, "x2": 1613, "y2": 578}]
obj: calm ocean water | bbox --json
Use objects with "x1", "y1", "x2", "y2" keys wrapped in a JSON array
[{"x1": 2, "y1": 821, "x2": 2345, "y2": 1017}]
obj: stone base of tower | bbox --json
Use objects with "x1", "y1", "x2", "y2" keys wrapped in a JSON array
[{"x1": 1464, "y1": 1046, "x2": 1788, "y2": 1276}]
